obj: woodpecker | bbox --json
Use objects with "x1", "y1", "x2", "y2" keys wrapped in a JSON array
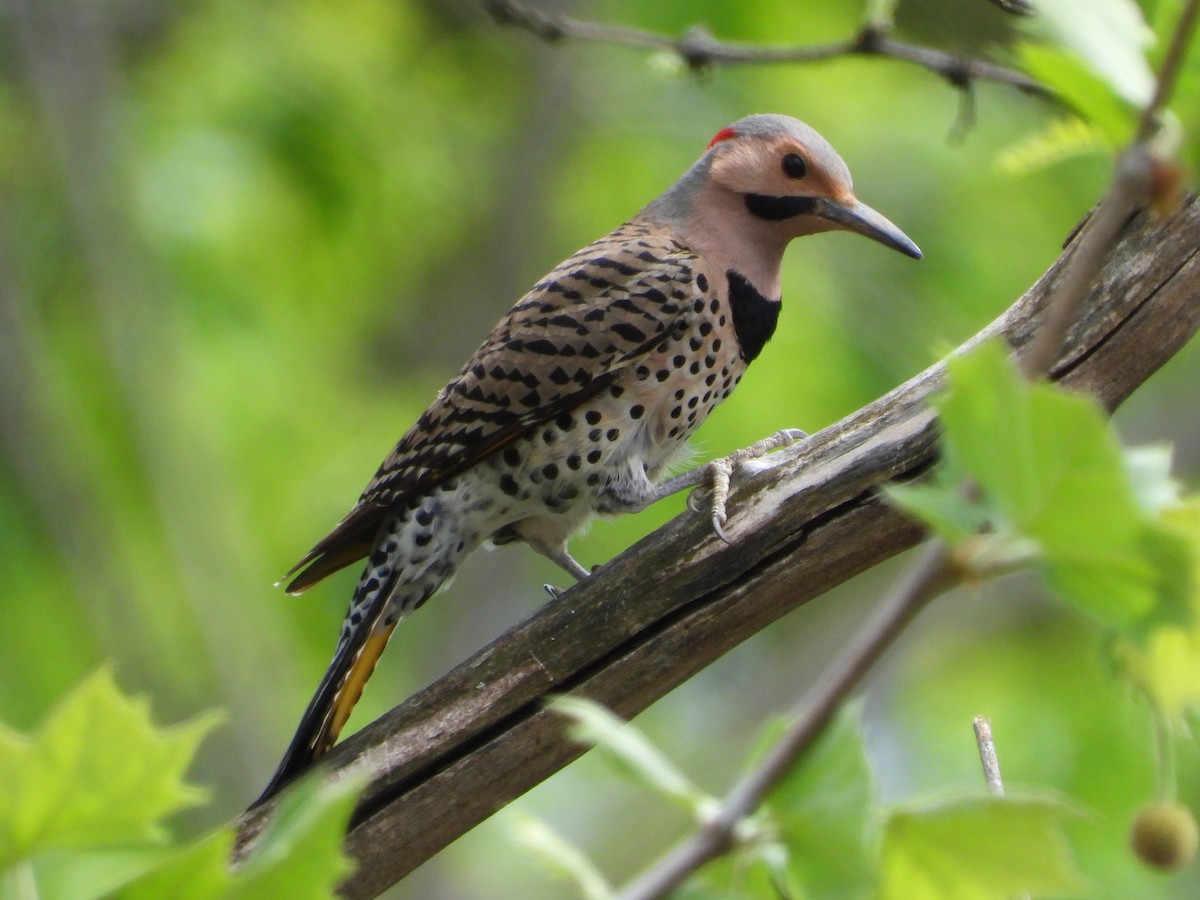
[{"x1": 255, "y1": 114, "x2": 920, "y2": 804}]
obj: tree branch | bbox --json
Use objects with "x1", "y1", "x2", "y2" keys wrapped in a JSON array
[
  {"x1": 614, "y1": 6, "x2": 1200, "y2": 890},
  {"x1": 482, "y1": 0, "x2": 1050, "y2": 97},
  {"x1": 232, "y1": 190, "x2": 1200, "y2": 897}
]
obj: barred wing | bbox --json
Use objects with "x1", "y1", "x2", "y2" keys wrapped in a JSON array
[{"x1": 285, "y1": 222, "x2": 705, "y2": 591}]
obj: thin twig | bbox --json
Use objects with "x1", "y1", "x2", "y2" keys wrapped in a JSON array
[
  {"x1": 617, "y1": 542, "x2": 956, "y2": 900},
  {"x1": 972, "y1": 720, "x2": 1031, "y2": 900},
  {"x1": 483, "y1": 0, "x2": 1049, "y2": 97},
  {"x1": 1135, "y1": 0, "x2": 1200, "y2": 144},
  {"x1": 973, "y1": 716, "x2": 1006, "y2": 795},
  {"x1": 1022, "y1": 0, "x2": 1198, "y2": 379}
]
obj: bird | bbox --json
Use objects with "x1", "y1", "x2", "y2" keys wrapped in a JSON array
[{"x1": 254, "y1": 113, "x2": 920, "y2": 805}]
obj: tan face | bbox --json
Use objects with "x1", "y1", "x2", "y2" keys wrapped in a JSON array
[
  {"x1": 704, "y1": 125, "x2": 921, "y2": 259},
  {"x1": 707, "y1": 132, "x2": 856, "y2": 208}
]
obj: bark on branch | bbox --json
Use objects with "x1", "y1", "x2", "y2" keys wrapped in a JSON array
[{"x1": 234, "y1": 197, "x2": 1200, "y2": 898}]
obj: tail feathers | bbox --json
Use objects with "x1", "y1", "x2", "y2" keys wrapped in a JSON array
[{"x1": 252, "y1": 615, "x2": 397, "y2": 807}]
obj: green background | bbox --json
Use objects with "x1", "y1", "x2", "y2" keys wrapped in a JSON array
[{"x1": 0, "y1": 1, "x2": 1196, "y2": 896}]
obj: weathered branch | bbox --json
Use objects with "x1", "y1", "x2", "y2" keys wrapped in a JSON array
[
  {"x1": 233, "y1": 193, "x2": 1200, "y2": 898},
  {"x1": 483, "y1": 0, "x2": 1049, "y2": 97}
]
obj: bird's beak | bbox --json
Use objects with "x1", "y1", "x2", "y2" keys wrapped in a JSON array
[{"x1": 811, "y1": 197, "x2": 922, "y2": 260}]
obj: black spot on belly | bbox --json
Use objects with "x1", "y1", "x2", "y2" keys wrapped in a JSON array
[{"x1": 726, "y1": 270, "x2": 780, "y2": 363}]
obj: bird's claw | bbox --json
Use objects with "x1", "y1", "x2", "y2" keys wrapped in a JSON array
[
  {"x1": 712, "y1": 514, "x2": 731, "y2": 544},
  {"x1": 708, "y1": 457, "x2": 734, "y2": 540},
  {"x1": 544, "y1": 584, "x2": 564, "y2": 599},
  {"x1": 700, "y1": 427, "x2": 807, "y2": 545}
]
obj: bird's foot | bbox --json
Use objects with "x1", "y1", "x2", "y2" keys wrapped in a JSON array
[
  {"x1": 543, "y1": 564, "x2": 600, "y2": 599},
  {"x1": 687, "y1": 428, "x2": 807, "y2": 543}
]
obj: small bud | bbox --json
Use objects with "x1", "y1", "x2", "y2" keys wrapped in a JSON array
[
  {"x1": 1148, "y1": 157, "x2": 1188, "y2": 217},
  {"x1": 1129, "y1": 802, "x2": 1198, "y2": 872}
]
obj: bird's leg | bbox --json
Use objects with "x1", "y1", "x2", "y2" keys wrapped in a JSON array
[
  {"x1": 653, "y1": 428, "x2": 807, "y2": 542},
  {"x1": 518, "y1": 528, "x2": 592, "y2": 600},
  {"x1": 543, "y1": 427, "x2": 807, "y2": 599},
  {"x1": 528, "y1": 539, "x2": 591, "y2": 581}
]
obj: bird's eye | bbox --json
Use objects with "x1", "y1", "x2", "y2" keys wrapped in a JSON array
[{"x1": 781, "y1": 153, "x2": 807, "y2": 179}]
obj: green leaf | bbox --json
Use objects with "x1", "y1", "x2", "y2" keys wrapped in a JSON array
[
  {"x1": 939, "y1": 343, "x2": 1106, "y2": 532},
  {"x1": 1027, "y1": 0, "x2": 1155, "y2": 106},
  {"x1": 1117, "y1": 625, "x2": 1200, "y2": 717},
  {"x1": 28, "y1": 847, "x2": 180, "y2": 900},
  {"x1": 1017, "y1": 42, "x2": 1137, "y2": 144},
  {"x1": 884, "y1": 479, "x2": 985, "y2": 545},
  {"x1": 550, "y1": 696, "x2": 713, "y2": 814},
  {"x1": 995, "y1": 116, "x2": 1110, "y2": 177},
  {"x1": 936, "y1": 339, "x2": 1179, "y2": 629},
  {"x1": 117, "y1": 771, "x2": 363, "y2": 899},
  {"x1": 227, "y1": 772, "x2": 362, "y2": 898},
  {"x1": 114, "y1": 832, "x2": 236, "y2": 900},
  {"x1": 0, "y1": 668, "x2": 220, "y2": 871},
  {"x1": 1166, "y1": 497, "x2": 1200, "y2": 616},
  {"x1": 764, "y1": 705, "x2": 874, "y2": 897},
  {"x1": 880, "y1": 794, "x2": 1083, "y2": 900},
  {"x1": 682, "y1": 844, "x2": 804, "y2": 900},
  {"x1": 695, "y1": 706, "x2": 875, "y2": 899},
  {"x1": 1115, "y1": 497, "x2": 1200, "y2": 716},
  {"x1": 1137, "y1": 520, "x2": 1194, "y2": 626},
  {"x1": 1016, "y1": 44, "x2": 1138, "y2": 146},
  {"x1": 509, "y1": 814, "x2": 613, "y2": 900}
]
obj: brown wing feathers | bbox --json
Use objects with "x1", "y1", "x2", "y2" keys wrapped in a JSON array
[{"x1": 284, "y1": 224, "x2": 701, "y2": 592}]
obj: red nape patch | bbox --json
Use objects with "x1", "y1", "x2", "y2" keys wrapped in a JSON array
[{"x1": 707, "y1": 127, "x2": 738, "y2": 149}]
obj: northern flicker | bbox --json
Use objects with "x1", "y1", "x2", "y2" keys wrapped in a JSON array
[{"x1": 255, "y1": 113, "x2": 920, "y2": 804}]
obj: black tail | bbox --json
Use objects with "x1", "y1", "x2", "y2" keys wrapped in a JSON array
[
  {"x1": 252, "y1": 609, "x2": 397, "y2": 807},
  {"x1": 254, "y1": 493, "x2": 474, "y2": 808}
]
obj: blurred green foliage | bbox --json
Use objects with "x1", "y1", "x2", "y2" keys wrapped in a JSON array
[
  {"x1": 0, "y1": 670, "x2": 357, "y2": 898},
  {"x1": 0, "y1": 0, "x2": 1198, "y2": 897}
]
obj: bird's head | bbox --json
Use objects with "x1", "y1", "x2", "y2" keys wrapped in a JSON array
[
  {"x1": 646, "y1": 114, "x2": 921, "y2": 266},
  {"x1": 704, "y1": 114, "x2": 921, "y2": 259}
]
